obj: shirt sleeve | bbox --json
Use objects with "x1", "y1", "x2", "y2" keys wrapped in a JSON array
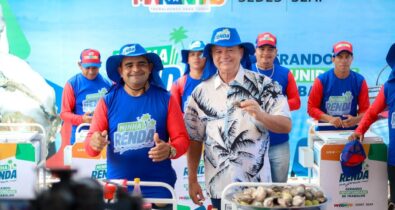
[
  {"x1": 167, "y1": 95, "x2": 190, "y2": 159},
  {"x1": 60, "y1": 83, "x2": 83, "y2": 125},
  {"x1": 84, "y1": 98, "x2": 108, "y2": 157},
  {"x1": 286, "y1": 71, "x2": 301, "y2": 111},
  {"x1": 184, "y1": 93, "x2": 206, "y2": 142},
  {"x1": 355, "y1": 86, "x2": 387, "y2": 135},
  {"x1": 170, "y1": 80, "x2": 182, "y2": 110},
  {"x1": 358, "y1": 80, "x2": 370, "y2": 114},
  {"x1": 307, "y1": 78, "x2": 325, "y2": 120},
  {"x1": 263, "y1": 81, "x2": 291, "y2": 118}
]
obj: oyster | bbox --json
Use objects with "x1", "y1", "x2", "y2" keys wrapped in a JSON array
[{"x1": 232, "y1": 184, "x2": 327, "y2": 208}]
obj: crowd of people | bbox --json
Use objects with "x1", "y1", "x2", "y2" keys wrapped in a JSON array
[{"x1": 58, "y1": 27, "x2": 394, "y2": 209}]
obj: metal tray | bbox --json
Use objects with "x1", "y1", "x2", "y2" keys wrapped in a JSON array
[
  {"x1": 221, "y1": 182, "x2": 328, "y2": 210},
  {"x1": 225, "y1": 192, "x2": 327, "y2": 210}
]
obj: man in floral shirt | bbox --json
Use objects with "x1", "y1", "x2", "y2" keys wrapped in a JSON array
[{"x1": 184, "y1": 27, "x2": 291, "y2": 210}]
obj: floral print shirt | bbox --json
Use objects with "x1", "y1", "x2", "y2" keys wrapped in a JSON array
[{"x1": 184, "y1": 66, "x2": 291, "y2": 198}]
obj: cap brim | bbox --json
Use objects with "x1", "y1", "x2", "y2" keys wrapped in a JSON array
[
  {"x1": 386, "y1": 43, "x2": 395, "y2": 69},
  {"x1": 106, "y1": 55, "x2": 123, "y2": 82},
  {"x1": 181, "y1": 50, "x2": 189, "y2": 64},
  {"x1": 256, "y1": 42, "x2": 276, "y2": 48},
  {"x1": 333, "y1": 50, "x2": 353, "y2": 57},
  {"x1": 81, "y1": 63, "x2": 101, "y2": 68}
]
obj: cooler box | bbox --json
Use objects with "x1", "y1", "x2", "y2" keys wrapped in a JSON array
[
  {"x1": 0, "y1": 131, "x2": 42, "y2": 199},
  {"x1": 64, "y1": 123, "x2": 107, "y2": 180},
  {"x1": 313, "y1": 130, "x2": 387, "y2": 210}
]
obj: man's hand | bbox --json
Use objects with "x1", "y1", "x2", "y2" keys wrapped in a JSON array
[
  {"x1": 148, "y1": 133, "x2": 171, "y2": 162},
  {"x1": 342, "y1": 114, "x2": 358, "y2": 128},
  {"x1": 82, "y1": 112, "x2": 93, "y2": 123},
  {"x1": 240, "y1": 99, "x2": 263, "y2": 119},
  {"x1": 348, "y1": 132, "x2": 364, "y2": 141},
  {"x1": 328, "y1": 116, "x2": 343, "y2": 128},
  {"x1": 188, "y1": 181, "x2": 205, "y2": 205},
  {"x1": 90, "y1": 130, "x2": 109, "y2": 152}
]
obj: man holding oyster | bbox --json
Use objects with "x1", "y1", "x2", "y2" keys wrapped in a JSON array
[{"x1": 184, "y1": 27, "x2": 291, "y2": 210}]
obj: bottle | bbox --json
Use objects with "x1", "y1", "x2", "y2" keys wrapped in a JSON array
[{"x1": 132, "y1": 177, "x2": 141, "y2": 196}]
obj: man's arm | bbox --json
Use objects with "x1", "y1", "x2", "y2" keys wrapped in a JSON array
[
  {"x1": 307, "y1": 78, "x2": 326, "y2": 120},
  {"x1": 84, "y1": 99, "x2": 109, "y2": 157},
  {"x1": 167, "y1": 95, "x2": 190, "y2": 159},
  {"x1": 170, "y1": 79, "x2": 182, "y2": 111},
  {"x1": 60, "y1": 83, "x2": 84, "y2": 125},
  {"x1": 184, "y1": 93, "x2": 206, "y2": 205},
  {"x1": 286, "y1": 71, "x2": 301, "y2": 111},
  {"x1": 356, "y1": 86, "x2": 387, "y2": 134},
  {"x1": 187, "y1": 141, "x2": 205, "y2": 205}
]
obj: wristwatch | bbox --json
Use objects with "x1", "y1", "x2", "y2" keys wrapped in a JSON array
[{"x1": 168, "y1": 145, "x2": 177, "y2": 159}]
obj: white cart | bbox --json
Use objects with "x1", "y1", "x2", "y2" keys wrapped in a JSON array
[
  {"x1": 0, "y1": 123, "x2": 47, "y2": 199},
  {"x1": 299, "y1": 120, "x2": 388, "y2": 210},
  {"x1": 64, "y1": 123, "x2": 107, "y2": 180}
]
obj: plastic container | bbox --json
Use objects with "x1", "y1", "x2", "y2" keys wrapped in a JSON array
[{"x1": 132, "y1": 178, "x2": 142, "y2": 196}]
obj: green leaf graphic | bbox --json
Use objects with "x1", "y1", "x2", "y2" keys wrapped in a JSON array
[
  {"x1": 0, "y1": 0, "x2": 30, "y2": 59},
  {"x1": 169, "y1": 26, "x2": 188, "y2": 49}
]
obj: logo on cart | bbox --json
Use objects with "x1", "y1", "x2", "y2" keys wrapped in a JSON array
[
  {"x1": 333, "y1": 203, "x2": 353, "y2": 207},
  {"x1": 113, "y1": 114, "x2": 156, "y2": 154},
  {"x1": 91, "y1": 163, "x2": 107, "y2": 179},
  {"x1": 0, "y1": 160, "x2": 17, "y2": 181}
]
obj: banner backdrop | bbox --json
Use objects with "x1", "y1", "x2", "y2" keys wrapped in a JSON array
[{"x1": 1, "y1": 0, "x2": 395, "y2": 208}]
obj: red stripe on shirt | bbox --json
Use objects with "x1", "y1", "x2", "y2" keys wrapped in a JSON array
[
  {"x1": 286, "y1": 71, "x2": 301, "y2": 111},
  {"x1": 84, "y1": 98, "x2": 108, "y2": 157},
  {"x1": 307, "y1": 78, "x2": 325, "y2": 120},
  {"x1": 167, "y1": 95, "x2": 190, "y2": 159}
]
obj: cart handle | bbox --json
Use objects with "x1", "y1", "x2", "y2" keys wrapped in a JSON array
[
  {"x1": 76, "y1": 123, "x2": 90, "y2": 133},
  {"x1": 103, "y1": 179, "x2": 177, "y2": 210}
]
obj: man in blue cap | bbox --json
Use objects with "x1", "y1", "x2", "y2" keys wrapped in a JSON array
[
  {"x1": 171, "y1": 40, "x2": 215, "y2": 112},
  {"x1": 184, "y1": 27, "x2": 292, "y2": 209},
  {"x1": 84, "y1": 43, "x2": 190, "y2": 204},
  {"x1": 349, "y1": 43, "x2": 395, "y2": 210}
]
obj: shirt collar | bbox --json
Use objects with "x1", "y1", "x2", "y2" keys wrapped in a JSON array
[{"x1": 214, "y1": 65, "x2": 245, "y2": 89}]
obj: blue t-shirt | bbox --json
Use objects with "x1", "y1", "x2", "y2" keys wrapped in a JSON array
[
  {"x1": 103, "y1": 85, "x2": 176, "y2": 198},
  {"x1": 384, "y1": 82, "x2": 395, "y2": 166},
  {"x1": 316, "y1": 69, "x2": 365, "y2": 130},
  {"x1": 69, "y1": 73, "x2": 111, "y2": 144},
  {"x1": 181, "y1": 74, "x2": 202, "y2": 112}
]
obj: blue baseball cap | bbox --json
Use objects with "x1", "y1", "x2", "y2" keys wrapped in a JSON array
[
  {"x1": 181, "y1": 40, "x2": 206, "y2": 64},
  {"x1": 340, "y1": 140, "x2": 366, "y2": 177},
  {"x1": 106, "y1": 43, "x2": 165, "y2": 89}
]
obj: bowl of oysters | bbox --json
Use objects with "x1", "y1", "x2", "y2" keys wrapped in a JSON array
[{"x1": 227, "y1": 183, "x2": 327, "y2": 210}]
